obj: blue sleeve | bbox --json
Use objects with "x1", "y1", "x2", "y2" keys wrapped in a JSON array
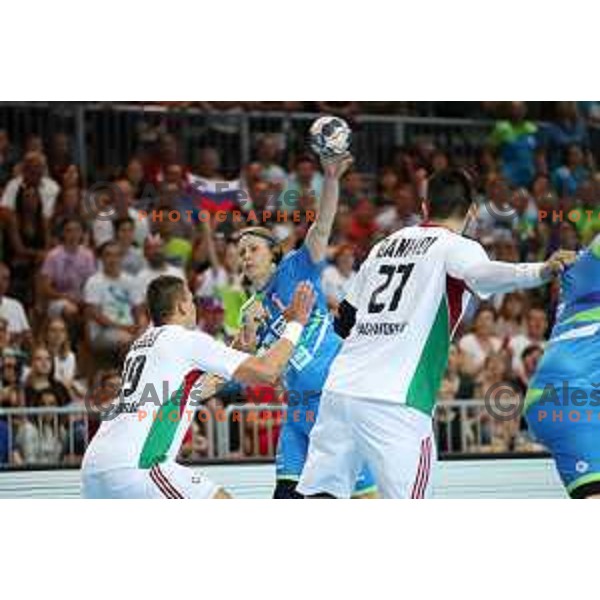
[{"x1": 279, "y1": 244, "x2": 326, "y2": 284}]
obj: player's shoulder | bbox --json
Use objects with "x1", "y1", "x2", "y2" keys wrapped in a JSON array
[{"x1": 153, "y1": 323, "x2": 197, "y2": 345}]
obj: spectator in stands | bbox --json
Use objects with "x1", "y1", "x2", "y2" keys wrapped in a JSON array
[
  {"x1": 23, "y1": 134, "x2": 44, "y2": 154},
  {"x1": 321, "y1": 244, "x2": 357, "y2": 313},
  {"x1": 196, "y1": 296, "x2": 227, "y2": 341},
  {"x1": 146, "y1": 133, "x2": 189, "y2": 186},
  {"x1": 476, "y1": 173, "x2": 514, "y2": 240},
  {"x1": 330, "y1": 204, "x2": 353, "y2": 248},
  {"x1": 437, "y1": 344, "x2": 475, "y2": 453},
  {"x1": 91, "y1": 178, "x2": 149, "y2": 248},
  {"x1": 347, "y1": 199, "x2": 378, "y2": 259},
  {"x1": 50, "y1": 187, "x2": 86, "y2": 243},
  {"x1": 10, "y1": 185, "x2": 49, "y2": 306},
  {"x1": 47, "y1": 133, "x2": 73, "y2": 181},
  {"x1": 489, "y1": 101, "x2": 538, "y2": 188},
  {"x1": 512, "y1": 344, "x2": 544, "y2": 397},
  {"x1": 0, "y1": 318, "x2": 13, "y2": 358},
  {"x1": 61, "y1": 163, "x2": 83, "y2": 191},
  {"x1": 473, "y1": 351, "x2": 518, "y2": 451},
  {"x1": 255, "y1": 135, "x2": 287, "y2": 187},
  {"x1": 1, "y1": 350, "x2": 24, "y2": 398},
  {"x1": 84, "y1": 241, "x2": 145, "y2": 359},
  {"x1": 496, "y1": 292, "x2": 527, "y2": 338},
  {"x1": 374, "y1": 167, "x2": 399, "y2": 209},
  {"x1": 13, "y1": 388, "x2": 66, "y2": 465},
  {"x1": 195, "y1": 221, "x2": 247, "y2": 336},
  {"x1": 125, "y1": 157, "x2": 149, "y2": 203},
  {"x1": 42, "y1": 317, "x2": 81, "y2": 399},
  {"x1": 0, "y1": 129, "x2": 18, "y2": 187},
  {"x1": 508, "y1": 306, "x2": 548, "y2": 377},
  {"x1": 283, "y1": 155, "x2": 323, "y2": 213},
  {"x1": 340, "y1": 169, "x2": 366, "y2": 208},
  {"x1": 531, "y1": 173, "x2": 553, "y2": 206},
  {"x1": 375, "y1": 182, "x2": 420, "y2": 234},
  {"x1": 552, "y1": 144, "x2": 591, "y2": 197},
  {"x1": 134, "y1": 235, "x2": 185, "y2": 301},
  {"x1": 557, "y1": 221, "x2": 580, "y2": 252},
  {"x1": 431, "y1": 149, "x2": 450, "y2": 174},
  {"x1": 459, "y1": 305, "x2": 502, "y2": 375},
  {"x1": 152, "y1": 206, "x2": 192, "y2": 269},
  {"x1": 23, "y1": 345, "x2": 71, "y2": 407},
  {"x1": 11, "y1": 414, "x2": 40, "y2": 465},
  {"x1": 0, "y1": 263, "x2": 31, "y2": 347},
  {"x1": 544, "y1": 101, "x2": 589, "y2": 170},
  {"x1": 40, "y1": 217, "x2": 96, "y2": 330},
  {"x1": 1, "y1": 151, "x2": 60, "y2": 218},
  {"x1": 114, "y1": 217, "x2": 145, "y2": 275},
  {"x1": 195, "y1": 147, "x2": 224, "y2": 181},
  {"x1": 510, "y1": 188, "x2": 539, "y2": 260}
]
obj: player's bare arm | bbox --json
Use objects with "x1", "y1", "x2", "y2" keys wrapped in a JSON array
[
  {"x1": 304, "y1": 154, "x2": 353, "y2": 263},
  {"x1": 233, "y1": 282, "x2": 315, "y2": 385}
]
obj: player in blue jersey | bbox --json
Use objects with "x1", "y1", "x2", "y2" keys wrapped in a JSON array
[
  {"x1": 237, "y1": 154, "x2": 377, "y2": 499},
  {"x1": 525, "y1": 235, "x2": 600, "y2": 498}
]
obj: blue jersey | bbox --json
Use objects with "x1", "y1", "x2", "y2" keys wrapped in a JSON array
[
  {"x1": 241, "y1": 244, "x2": 377, "y2": 493},
  {"x1": 527, "y1": 238, "x2": 600, "y2": 405},
  {"x1": 248, "y1": 244, "x2": 341, "y2": 398},
  {"x1": 525, "y1": 237, "x2": 600, "y2": 496}
]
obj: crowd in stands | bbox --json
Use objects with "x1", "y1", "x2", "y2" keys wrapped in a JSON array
[{"x1": 0, "y1": 100, "x2": 599, "y2": 466}]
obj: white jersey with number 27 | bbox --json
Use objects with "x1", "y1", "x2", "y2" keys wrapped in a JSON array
[{"x1": 324, "y1": 225, "x2": 489, "y2": 415}]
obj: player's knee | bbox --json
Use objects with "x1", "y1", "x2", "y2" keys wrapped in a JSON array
[{"x1": 273, "y1": 479, "x2": 304, "y2": 499}]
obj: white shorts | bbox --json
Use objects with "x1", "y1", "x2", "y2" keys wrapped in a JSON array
[
  {"x1": 81, "y1": 462, "x2": 220, "y2": 499},
  {"x1": 297, "y1": 391, "x2": 435, "y2": 499}
]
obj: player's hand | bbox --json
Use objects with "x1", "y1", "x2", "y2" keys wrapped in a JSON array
[
  {"x1": 282, "y1": 282, "x2": 315, "y2": 325},
  {"x1": 232, "y1": 325, "x2": 257, "y2": 353},
  {"x1": 321, "y1": 153, "x2": 354, "y2": 179},
  {"x1": 198, "y1": 373, "x2": 225, "y2": 400},
  {"x1": 542, "y1": 249, "x2": 577, "y2": 279}
]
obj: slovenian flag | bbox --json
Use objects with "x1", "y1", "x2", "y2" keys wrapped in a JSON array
[{"x1": 188, "y1": 174, "x2": 243, "y2": 214}]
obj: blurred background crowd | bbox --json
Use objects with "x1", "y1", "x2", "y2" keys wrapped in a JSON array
[{"x1": 1, "y1": 100, "x2": 599, "y2": 467}]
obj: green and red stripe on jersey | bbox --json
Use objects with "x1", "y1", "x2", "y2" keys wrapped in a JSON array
[
  {"x1": 406, "y1": 222, "x2": 469, "y2": 416},
  {"x1": 138, "y1": 369, "x2": 203, "y2": 469}
]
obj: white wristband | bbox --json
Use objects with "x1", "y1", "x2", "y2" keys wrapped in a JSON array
[{"x1": 282, "y1": 321, "x2": 304, "y2": 345}]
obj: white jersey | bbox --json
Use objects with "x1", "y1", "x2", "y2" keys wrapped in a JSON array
[
  {"x1": 324, "y1": 225, "x2": 489, "y2": 415},
  {"x1": 82, "y1": 324, "x2": 249, "y2": 472}
]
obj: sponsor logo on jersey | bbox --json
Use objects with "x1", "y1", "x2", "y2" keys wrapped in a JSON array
[{"x1": 355, "y1": 321, "x2": 408, "y2": 336}]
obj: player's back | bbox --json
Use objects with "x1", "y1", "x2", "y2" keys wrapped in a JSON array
[
  {"x1": 528, "y1": 237, "x2": 600, "y2": 395},
  {"x1": 324, "y1": 224, "x2": 477, "y2": 416},
  {"x1": 83, "y1": 325, "x2": 207, "y2": 473}
]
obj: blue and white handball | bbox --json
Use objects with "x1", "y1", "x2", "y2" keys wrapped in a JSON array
[{"x1": 309, "y1": 116, "x2": 352, "y2": 160}]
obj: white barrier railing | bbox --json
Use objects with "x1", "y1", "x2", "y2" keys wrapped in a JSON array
[{"x1": 0, "y1": 398, "x2": 543, "y2": 469}]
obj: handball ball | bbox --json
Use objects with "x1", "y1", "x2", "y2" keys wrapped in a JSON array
[{"x1": 309, "y1": 116, "x2": 351, "y2": 159}]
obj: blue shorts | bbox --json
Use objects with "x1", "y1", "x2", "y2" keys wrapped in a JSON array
[
  {"x1": 526, "y1": 399, "x2": 600, "y2": 498},
  {"x1": 275, "y1": 394, "x2": 377, "y2": 496}
]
